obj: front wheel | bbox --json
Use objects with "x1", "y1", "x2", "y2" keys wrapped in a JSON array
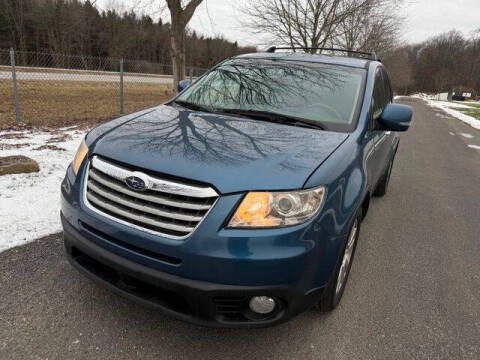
[{"x1": 317, "y1": 211, "x2": 361, "y2": 312}]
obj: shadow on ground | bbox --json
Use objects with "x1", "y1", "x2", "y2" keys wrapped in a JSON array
[{"x1": 0, "y1": 234, "x2": 339, "y2": 360}]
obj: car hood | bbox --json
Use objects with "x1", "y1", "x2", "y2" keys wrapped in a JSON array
[{"x1": 91, "y1": 105, "x2": 348, "y2": 194}]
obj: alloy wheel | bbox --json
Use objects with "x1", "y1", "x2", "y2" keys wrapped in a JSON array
[{"x1": 335, "y1": 219, "x2": 359, "y2": 296}]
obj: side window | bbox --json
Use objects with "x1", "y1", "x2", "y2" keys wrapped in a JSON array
[
  {"x1": 382, "y1": 69, "x2": 393, "y2": 103},
  {"x1": 371, "y1": 69, "x2": 385, "y2": 123}
]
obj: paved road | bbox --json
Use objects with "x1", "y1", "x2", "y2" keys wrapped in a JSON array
[
  {"x1": 0, "y1": 71, "x2": 173, "y2": 84},
  {"x1": 1, "y1": 98, "x2": 479, "y2": 359}
]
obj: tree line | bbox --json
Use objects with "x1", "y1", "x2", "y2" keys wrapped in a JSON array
[
  {"x1": 1, "y1": 0, "x2": 479, "y2": 96},
  {"x1": 0, "y1": 0, "x2": 255, "y2": 70},
  {"x1": 383, "y1": 30, "x2": 480, "y2": 96},
  {"x1": 242, "y1": 0, "x2": 479, "y2": 96}
]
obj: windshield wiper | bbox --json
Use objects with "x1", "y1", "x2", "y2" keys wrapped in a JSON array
[
  {"x1": 173, "y1": 100, "x2": 216, "y2": 113},
  {"x1": 172, "y1": 102, "x2": 327, "y2": 130},
  {"x1": 218, "y1": 109, "x2": 326, "y2": 130}
]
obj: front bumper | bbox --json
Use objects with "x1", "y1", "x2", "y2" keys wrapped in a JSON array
[
  {"x1": 60, "y1": 157, "x2": 351, "y2": 328},
  {"x1": 62, "y1": 214, "x2": 325, "y2": 328}
]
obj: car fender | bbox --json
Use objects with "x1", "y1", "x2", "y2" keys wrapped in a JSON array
[{"x1": 304, "y1": 135, "x2": 368, "y2": 239}]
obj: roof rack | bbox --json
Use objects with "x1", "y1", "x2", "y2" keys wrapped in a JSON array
[{"x1": 265, "y1": 46, "x2": 378, "y2": 61}]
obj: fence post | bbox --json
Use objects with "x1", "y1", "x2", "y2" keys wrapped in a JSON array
[
  {"x1": 119, "y1": 58, "x2": 124, "y2": 114},
  {"x1": 10, "y1": 48, "x2": 22, "y2": 122},
  {"x1": 189, "y1": 67, "x2": 193, "y2": 82}
]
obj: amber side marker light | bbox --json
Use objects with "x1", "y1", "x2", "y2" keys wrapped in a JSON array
[{"x1": 72, "y1": 138, "x2": 88, "y2": 175}]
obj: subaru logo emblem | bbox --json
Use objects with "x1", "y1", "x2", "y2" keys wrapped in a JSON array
[{"x1": 125, "y1": 176, "x2": 146, "y2": 191}]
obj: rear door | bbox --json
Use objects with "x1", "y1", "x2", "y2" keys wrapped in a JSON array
[{"x1": 366, "y1": 68, "x2": 387, "y2": 186}]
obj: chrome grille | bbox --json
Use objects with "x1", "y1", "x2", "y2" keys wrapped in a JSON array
[{"x1": 83, "y1": 156, "x2": 218, "y2": 239}]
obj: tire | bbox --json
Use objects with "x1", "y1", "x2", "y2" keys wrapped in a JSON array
[
  {"x1": 317, "y1": 210, "x2": 362, "y2": 312},
  {"x1": 373, "y1": 157, "x2": 394, "y2": 197}
]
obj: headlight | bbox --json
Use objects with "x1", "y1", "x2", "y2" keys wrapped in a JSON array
[
  {"x1": 228, "y1": 187, "x2": 325, "y2": 228},
  {"x1": 72, "y1": 138, "x2": 88, "y2": 175}
]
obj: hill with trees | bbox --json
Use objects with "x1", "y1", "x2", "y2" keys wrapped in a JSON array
[
  {"x1": 383, "y1": 30, "x2": 480, "y2": 96},
  {"x1": 0, "y1": 0, "x2": 256, "y2": 70},
  {"x1": 1, "y1": 0, "x2": 478, "y2": 96}
]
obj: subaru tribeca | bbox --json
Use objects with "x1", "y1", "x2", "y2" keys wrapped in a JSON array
[{"x1": 61, "y1": 48, "x2": 412, "y2": 328}]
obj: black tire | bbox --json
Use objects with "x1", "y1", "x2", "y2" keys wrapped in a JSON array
[
  {"x1": 373, "y1": 157, "x2": 394, "y2": 197},
  {"x1": 317, "y1": 210, "x2": 362, "y2": 312}
]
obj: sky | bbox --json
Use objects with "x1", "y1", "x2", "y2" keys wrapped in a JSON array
[{"x1": 98, "y1": 0, "x2": 480, "y2": 46}]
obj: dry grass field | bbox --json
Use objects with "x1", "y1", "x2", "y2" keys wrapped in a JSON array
[
  {"x1": 0, "y1": 79, "x2": 174, "y2": 129},
  {"x1": 452, "y1": 107, "x2": 480, "y2": 119},
  {"x1": 451, "y1": 102, "x2": 480, "y2": 120}
]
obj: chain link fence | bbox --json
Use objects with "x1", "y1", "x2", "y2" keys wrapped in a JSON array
[{"x1": 0, "y1": 49, "x2": 207, "y2": 129}]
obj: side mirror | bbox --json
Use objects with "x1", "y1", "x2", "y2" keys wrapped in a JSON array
[
  {"x1": 379, "y1": 104, "x2": 412, "y2": 132},
  {"x1": 177, "y1": 80, "x2": 192, "y2": 93}
]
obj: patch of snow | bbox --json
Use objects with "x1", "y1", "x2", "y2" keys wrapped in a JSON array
[
  {"x1": 468, "y1": 144, "x2": 480, "y2": 150},
  {"x1": 460, "y1": 133, "x2": 474, "y2": 139},
  {"x1": 449, "y1": 132, "x2": 455, "y2": 136},
  {"x1": 411, "y1": 94, "x2": 475, "y2": 109},
  {"x1": 411, "y1": 93, "x2": 438, "y2": 101},
  {"x1": 423, "y1": 100, "x2": 480, "y2": 130},
  {"x1": 0, "y1": 128, "x2": 87, "y2": 253},
  {"x1": 431, "y1": 101, "x2": 474, "y2": 109},
  {"x1": 411, "y1": 94, "x2": 478, "y2": 108}
]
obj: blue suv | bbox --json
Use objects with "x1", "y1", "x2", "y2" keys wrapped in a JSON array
[{"x1": 61, "y1": 48, "x2": 412, "y2": 328}]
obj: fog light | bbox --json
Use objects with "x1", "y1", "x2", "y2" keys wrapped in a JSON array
[{"x1": 249, "y1": 296, "x2": 276, "y2": 314}]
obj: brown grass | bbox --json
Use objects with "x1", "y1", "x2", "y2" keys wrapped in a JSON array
[
  {"x1": 452, "y1": 106, "x2": 480, "y2": 120},
  {"x1": 0, "y1": 79, "x2": 174, "y2": 129},
  {"x1": 464, "y1": 102, "x2": 480, "y2": 109}
]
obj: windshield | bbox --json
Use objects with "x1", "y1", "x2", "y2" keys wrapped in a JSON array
[{"x1": 176, "y1": 59, "x2": 366, "y2": 131}]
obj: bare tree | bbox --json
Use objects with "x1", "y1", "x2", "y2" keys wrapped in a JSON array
[
  {"x1": 166, "y1": 0, "x2": 203, "y2": 90},
  {"x1": 413, "y1": 31, "x2": 467, "y2": 93},
  {"x1": 241, "y1": 0, "x2": 379, "y2": 52},
  {"x1": 382, "y1": 46, "x2": 413, "y2": 94},
  {"x1": 334, "y1": 1, "x2": 402, "y2": 54},
  {"x1": 1, "y1": 0, "x2": 28, "y2": 53},
  {"x1": 465, "y1": 29, "x2": 480, "y2": 94}
]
